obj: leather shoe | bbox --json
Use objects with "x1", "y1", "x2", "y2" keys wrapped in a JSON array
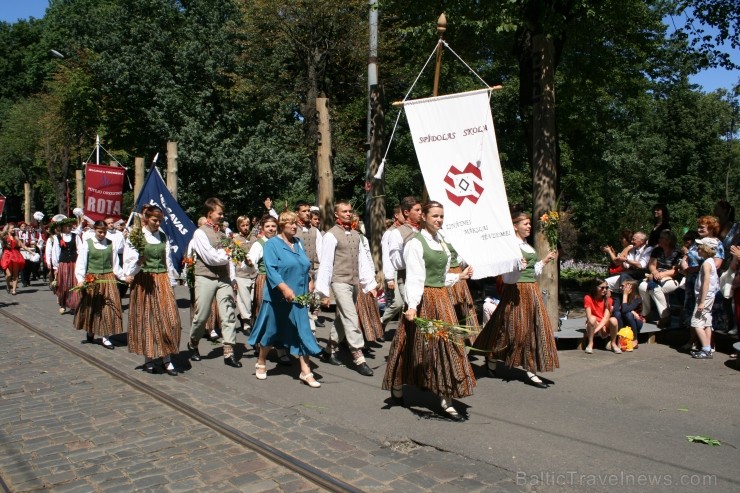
[
  {"x1": 322, "y1": 352, "x2": 344, "y2": 366},
  {"x1": 188, "y1": 343, "x2": 201, "y2": 361},
  {"x1": 164, "y1": 364, "x2": 178, "y2": 376},
  {"x1": 314, "y1": 320, "x2": 325, "y2": 328},
  {"x1": 355, "y1": 362, "x2": 374, "y2": 377},
  {"x1": 224, "y1": 355, "x2": 243, "y2": 368},
  {"x1": 526, "y1": 373, "x2": 549, "y2": 389}
]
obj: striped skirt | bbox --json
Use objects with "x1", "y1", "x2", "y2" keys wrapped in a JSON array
[
  {"x1": 189, "y1": 288, "x2": 220, "y2": 332},
  {"x1": 56, "y1": 261, "x2": 81, "y2": 311},
  {"x1": 472, "y1": 282, "x2": 559, "y2": 373},
  {"x1": 73, "y1": 272, "x2": 123, "y2": 336},
  {"x1": 252, "y1": 274, "x2": 266, "y2": 322},
  {"x1": 128, "y1": 272, "x2": 181, "y2": 358},
  {"x1": 357, "y1": 288, "x2": 384, "y2": 342},
  {"x1": 382, "y1": 286, "x2": 476, "y2": 399},
  {"x1": 447, "y1": 266, "x2": 480, "y2": 339}
]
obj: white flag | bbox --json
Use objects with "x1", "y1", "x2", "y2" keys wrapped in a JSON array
[{"x1": 404, "y1": 89, "x2": 521, "y2": 279}]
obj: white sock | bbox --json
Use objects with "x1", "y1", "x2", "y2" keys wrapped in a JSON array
[{"x1": 526, "y1": 371, "x2": 542, "y2": 383}]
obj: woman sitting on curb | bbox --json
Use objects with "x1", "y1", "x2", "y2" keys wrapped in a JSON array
[{"x1": 584, "y1": 279, "x2": 620, "y2": 354}]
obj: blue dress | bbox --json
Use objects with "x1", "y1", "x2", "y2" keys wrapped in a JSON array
[{"x1": 247, "y1": 236, "x2": 322, "y2": 356}]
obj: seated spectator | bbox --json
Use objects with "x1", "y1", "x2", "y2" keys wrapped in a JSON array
[
  {"x1": 584, "y1": 279, "x2": 620, "y2": 354},
  {"x1": 639, "y1": 230, "x2": 682, "y2": 327},
  {"x1": 648, "y1": 203, "x2": 671, "y2": 247},
  {"x1": 613, "y1": 278, "x2": 644, "y2": 349},
  {"x1": 605, "y1": 231, "x2": 652, "y2": 292},
  {"x1": 602, "y1": 228, "x2": 633, "y2": 276}
]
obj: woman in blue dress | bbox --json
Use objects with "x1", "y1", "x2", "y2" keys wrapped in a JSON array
[{"x1": 248, "y1": 211, "x2": 322, "y2": 388}]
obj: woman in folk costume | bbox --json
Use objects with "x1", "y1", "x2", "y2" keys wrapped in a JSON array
[
  {"x1": 443, "y1": 239, "x2": 480, "y2": 341},
  {"x1": 352, "y1": 213, "x2": 384, "y2": 343},
  {"x1": 382, "y1": 201, "x2": 475, "y2": 421},
  {"x1": 473, "y1": 210, "x2": 559, "y2": 389},
  {"x1": 247, "y1": 214, "x2": 278, "y2": 325},
  {"x1": 74, "y1": 220, "x2": 125, "y2": 349},
  {"x1": 1, "y1": 224, "x2": 25, "y2": 295},
  {"x1": 123, "y1": 205, "x2": 181, "y2": 376},
  {"x1": 51, "y1": 218, "x2": 83, "y2": 313}
]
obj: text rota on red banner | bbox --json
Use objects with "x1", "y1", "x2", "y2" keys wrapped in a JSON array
[{"x1": 84, "y1": 164, "x2": 125, "y2": 221}]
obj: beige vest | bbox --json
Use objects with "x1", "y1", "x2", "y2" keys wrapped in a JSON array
[
  {"x1": 193, "y1": 225, "x2": 229, "y2": 279},
  {"x1": 233, "y1": 233, "x2": 257, "y2": 279},
  {"x1": 328, "y1": 225, "x2": 359, "y2": 285},
  {"x1": 295, "y1": 224, "x2": 319, "y2": 278}
]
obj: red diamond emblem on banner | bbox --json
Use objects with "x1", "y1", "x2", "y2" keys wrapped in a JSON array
[{"x1": 443, "y1": 163, "x2": 484, "y2": 206}]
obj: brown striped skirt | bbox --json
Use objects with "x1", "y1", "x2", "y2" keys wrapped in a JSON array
[
  {"x1": 382, "y1": 286, "x2": 476, "y2": 398},
  {"x1": 73, "y1": 272, "x2": 123, "y2": 336},
  {"x1": 356, "y1": 288, "x2": 383, "y2": 342},
  {"x1": 252, "y1": 273, "x2": 266, "y2": 322},
  {"x1": 56, "y1": 261, "x2": 81, "y2": 311},
  {"x1": 472, "y1": 282, "x2": 559, "y2": 373},
  {"x1": 128, "y1": 272, "x2": 181, "y2": 358},
  {"x1": 189, "y1": 288, "x2": 220, "y2": 332},
  {"x1": 447, "y1": 266, "x2": 480, "y2": 339}
]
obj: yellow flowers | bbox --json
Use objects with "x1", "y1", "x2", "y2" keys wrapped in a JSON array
[{"x1": 539, "y1": 210, "x2": 560, "y2": 250}]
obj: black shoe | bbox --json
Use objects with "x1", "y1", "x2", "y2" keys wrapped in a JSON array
[
  {"x1": 224, "y1": 355, "x2": 243, "y2": 368},
  {"x1": 376, "y1": 336, "x2": 385, "y2": 343},
  {"x1": 144, "y1": 363, "x2": 156, "y2": 374},
  {"x1": 485, "y1": 357, "x2": 497, "y2": 377},
  {"x1": 526, "y1": 374, "x2": 549, "y2": 389},
  {"x1": 164, "y1": 364, "x2": 178, "y2": 376},
  {"x1": 102, "y1": 341, "x2": 115, "y2": 350},
  {"x1": 322, "y1": 352, "x2": 344, "y2": 366},
  {"x1": 84, "y1": 334, "x2": 94, "y2": 344},
  {"x1": 390, "y1": 386, "x2": 404, "y2": 406},
  {"x1": 188, "y1": 343, "x2": 201, "y2": 361},
  {"x1": 356, "y1": 362, "x2": 374, "y2": 377},
  {"x1": 314, "y1": 320, "x2": 325, "y2": 328}
]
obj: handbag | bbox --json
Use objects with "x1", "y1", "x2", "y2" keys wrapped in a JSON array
[{"x1": 719, "y1": 268, "x2": 735, "y2": 299}]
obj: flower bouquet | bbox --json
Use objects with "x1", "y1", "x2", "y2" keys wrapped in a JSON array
[
  {"x1": 293, "y1": 292, "x2": 318, "y2": 308},
  {"x1": 182, "y1": 254, "x2": 196, "y2": 288},
  {"x1": 539, "y1": 210, "x2": 560, "y2": 250},
  {"x1": 70, "y1": 273, "x2": 120, "y2": 293},
  {"x1": 220, "y1": 237, "x2": 248, "y2": 265},
  {"x1": 128, "y1": 213, "x2": 146, "y2": 257},
  {"x1": 414, "y1": 317, "x2": 480, "y2": 348}
]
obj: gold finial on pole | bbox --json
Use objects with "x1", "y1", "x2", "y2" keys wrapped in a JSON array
[{"x1": 432, "y1": 13, "x2": 446, "y2": 97}]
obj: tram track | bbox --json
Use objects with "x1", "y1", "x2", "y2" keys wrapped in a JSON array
[{"x1": 0, "y1": 307, "x2": 362, "y2": 493}]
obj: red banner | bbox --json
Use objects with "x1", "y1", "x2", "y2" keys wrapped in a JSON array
[
  {"x1": 0, "y1": 195, "x2": 5, "y2": 217},
  {"x1": 84, "y1": 164, "x2": 125, "y2": 222}
]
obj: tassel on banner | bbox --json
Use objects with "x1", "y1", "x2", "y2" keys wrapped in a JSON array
[{"x1": 373, "y1": 159, "x2": 386, "y2": 180}]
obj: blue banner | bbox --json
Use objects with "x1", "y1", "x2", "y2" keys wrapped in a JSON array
[{"x1": 135, "y1": 166, "x2": 195, "y2": 274}]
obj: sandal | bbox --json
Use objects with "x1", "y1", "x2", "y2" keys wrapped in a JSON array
[
  {"x1": 255, "y1": 363, "x2": 267, "y2": 380},
  {"x1": 299, "y1": 372, "x2": 321, "y2": 388}
]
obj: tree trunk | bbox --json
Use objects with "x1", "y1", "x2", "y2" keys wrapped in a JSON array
[
  {"x1": 316, "y1": 97, "x2": 334, "y2": 230},
  {"x1": 367, "y1": 84, "x2": 385, "y2": 275},
  {"x1": 530, "y1": 34, "x2": 559, "y2": 327}
]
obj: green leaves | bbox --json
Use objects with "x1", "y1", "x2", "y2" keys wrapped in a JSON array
[{"x1": 686, "y1": 435, "x2": 722, "y2": 446}]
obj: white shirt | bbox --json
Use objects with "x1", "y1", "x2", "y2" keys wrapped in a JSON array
[
  {"x1": 190, "y1": 228, "x2": 235, "y2": 281},
  {"x1": 74, "y1": 237, "x2": 124, "y2": 282},
  {"x1": 247, "y1": 239, "x2": 265, "y2": 268},
  {"x1": 381, "y1": 228, "x2": 396, "y2": 282},
  {"x1": 625, "y1": 244, "x2": 653, "y2": 270},
  {"x1": 316, "y1": 230, "x2": 377, "y2": 298},
  {"x1": 45, "y1": 237, "x2": 55, "y2": 267},
  {"x1": 403, "y1": 229, "x2": 460, "y2": 309},
  {"x1": 388, "y1": 225, "x2": 419, "y2": 271},
  {"x1": 51, "y1": 231, "x2": 84, "y2": 270},
  {"x1": 122, "y1": 228, "x2": 179, "y2": 285}
]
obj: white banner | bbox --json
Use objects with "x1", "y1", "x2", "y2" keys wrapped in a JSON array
[{"x1": 404, "y1": 89, "x2": 521, "y2": 279}]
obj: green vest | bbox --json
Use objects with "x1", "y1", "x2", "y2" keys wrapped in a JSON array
[
  {"x1": 257, "y1": 237, "x2": 267, "y2": 275},
  {"x1": 142, "y1": 231, "x2": 168, "y2": 273},
  {"x1": 417, "y1": 232, "x2": 448, "y2": 287},
  {"x1": 86, "y1": 239, "x2": 113, "y2": 274},
  {"x1": 447, "y1": 241, "x2": 460, "y2": 268},
  {"x1": 518, "y1": 247, "x2": 538, "y2": 283}
]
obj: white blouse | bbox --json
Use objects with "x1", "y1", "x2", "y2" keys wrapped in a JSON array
[
  {"x1": 500, "y1": 240, "x2": 545, "y2": 284},
  {"x1": 74, "y1": 237, "x2": 124, "y2": 283},
  {"x1": 403, "y1": 229, "x2": 460, "y2": 309},
  {"x1": 122, "y1": 228, "x2": 178, "y2": 285}
]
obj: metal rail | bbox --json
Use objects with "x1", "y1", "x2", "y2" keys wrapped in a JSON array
[{"x1": 0, "y1": 308, "x2": 363, "y2": 493}]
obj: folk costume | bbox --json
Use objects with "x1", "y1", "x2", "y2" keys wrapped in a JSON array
[
  {"x1": 473, "y1": 241, "x2": 559, "y2": 377},
  {"x1": 233, "y1": 232, "x2": 257, "y2": 333},
  {"x1": 123, "y1": 228, "x2": 181, "y2": 372},
  {"x1": 248, "y1": 237, "x2": 268, "y2": 324},
  {"x1": 52, "y1": 229, "x2": 82, "y2": 312},
  {"x1": 387, "y1": 222, "x2": 420, "y2": 305},
  {"x1": 383, "y1": 230, "x2": 476, "y2": 404},
  {"x1": 380, "y1": 220, "x2": 402, "y2": 330},
  {"x1": 74, "y1": 237, "x2": 125, "y2": 347},
  {"x1": 356, "y1": 233, "x2": 383, "y2": 342},
  {"x1": 444, "y1": 239, "x2": 480, "y2": 340}
]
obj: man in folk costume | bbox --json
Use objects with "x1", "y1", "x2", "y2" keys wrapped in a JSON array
[
  {"x1": 380, "y1": 205, "x2": 405, "y2": 337},
  {"x1": 187, "y1": 197, "x2": 242, "y2": 368},
  {"x1": 387, "y1": 196, "x2": 423, "y2": 305},
  {"x1": 293, "y1": 201, "x2": 323, "y2": 332},
  {"x1": 316, "y1": 200, "x2": 377, "y2": 376}
]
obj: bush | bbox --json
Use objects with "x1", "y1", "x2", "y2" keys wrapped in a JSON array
[{"x1": 560, "y1": 259, "x2": 608, "y2": 285}]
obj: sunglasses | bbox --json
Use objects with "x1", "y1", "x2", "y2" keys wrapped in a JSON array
[{"x1": 598, "y1": 285, "x2": 608, "y2": 290}]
